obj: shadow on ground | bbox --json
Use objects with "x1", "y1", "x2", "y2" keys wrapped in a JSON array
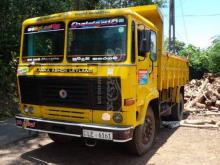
[
  {"x1": 17, "y1": 127, "x2": 177, "y2": 165},
  {"x1": 0, "y1": 118, "x2": 37, "y2": 147}
]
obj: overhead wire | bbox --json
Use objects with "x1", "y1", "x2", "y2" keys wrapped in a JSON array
[
  {"x1": 179, "y1": 0, "x2": 189, "y2": 44},
  {"x1": 164, "y1": 14, "x2": 220, "y2": 17},
  {"x1": 183, "y1": 13, "x2": 220, "y2": 17}
]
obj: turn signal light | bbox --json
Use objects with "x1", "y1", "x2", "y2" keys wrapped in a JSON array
[{"x1": 124, "y1": 98, "x2": 135, "y2": 106}]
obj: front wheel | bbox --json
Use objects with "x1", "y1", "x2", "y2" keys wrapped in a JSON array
[{"x1": 127, "y1": 106, "x2": 156, "y2": 155}]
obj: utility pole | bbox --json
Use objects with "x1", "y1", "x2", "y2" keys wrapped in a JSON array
[{"x1": 169, "y1": 0, "x2": 176, "y2": 54}]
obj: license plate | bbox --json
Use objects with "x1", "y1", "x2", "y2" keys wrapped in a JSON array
[{"x1": 83, "y1": 129, "x2": 113, "y2": 140}]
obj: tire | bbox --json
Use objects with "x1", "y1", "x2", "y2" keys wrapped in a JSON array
[
  {"x1": 170, "y1": 93, "x2": 184, "y2": 121},
  {"x1": 127, "y1": 106, "x2": 156, "y2": 155},
  {"x1": 48, "y1": 133, "x2": 73, "y2": 144}
]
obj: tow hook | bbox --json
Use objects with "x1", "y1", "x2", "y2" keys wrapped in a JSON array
[{"x1": 85, "y1": 138, "x2": 97, "y2": 147}]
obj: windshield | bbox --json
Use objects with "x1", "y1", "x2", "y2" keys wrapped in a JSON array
[
  {"x1": 22, "y1": 22, "x2": 65, "y2": 63},
  {"x1": 67, "y1": 17, "x2": 127, "y2": 63}
]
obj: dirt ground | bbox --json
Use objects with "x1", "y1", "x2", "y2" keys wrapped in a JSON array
[{"x1": 0, "y1": 127, "x2": 220, "y2": 165}]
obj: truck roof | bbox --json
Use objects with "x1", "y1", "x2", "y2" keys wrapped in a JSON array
[
  {"x1": 23, "y1": 5, "x2": 163, "y2": 30},
  {"x1": 130, "y1": 5, "x2": 163, "y2": 25}
]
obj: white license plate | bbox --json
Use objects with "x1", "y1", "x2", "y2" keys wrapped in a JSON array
[{"x1": 83, "y1": 129, "x2": 113, "y2": 140}]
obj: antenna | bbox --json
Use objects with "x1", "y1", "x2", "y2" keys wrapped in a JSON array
[{"x1": 169, "y1": 0, "x2": 175, "y2": 54}]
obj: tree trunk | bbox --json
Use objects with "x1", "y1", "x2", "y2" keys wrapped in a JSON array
[{"x1": 185, "y1": 78, "x2": 209, "y2": 109}]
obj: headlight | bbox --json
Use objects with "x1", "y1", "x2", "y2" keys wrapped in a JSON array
[
  {"x1": 113, "y1": 113, "x2": 123, "y2": 123},
  {"x1": 24, "y1": 106, "x2": 34, "y2": 114}
]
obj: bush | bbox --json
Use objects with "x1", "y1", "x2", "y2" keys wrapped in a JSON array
[
  {"x1": 0, "y1": 57, "x2": 19, "y2": 119},
  {"x1": 180, "y1": 44, "x2": 209, "y2": 79}
]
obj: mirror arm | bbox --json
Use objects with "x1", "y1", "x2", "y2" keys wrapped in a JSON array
[{"x1": 149, "y1": 60, "x2": 154, "y2": 75}]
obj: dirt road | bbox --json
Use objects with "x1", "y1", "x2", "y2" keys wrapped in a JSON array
[{"x1": 1, "y1": 127, "x2": 220, "y2": 165}]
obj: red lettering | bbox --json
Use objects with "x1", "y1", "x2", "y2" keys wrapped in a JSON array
[
  {"x1": 52, "y1": 24, "x2": 61, "y2": 30},
  {"x1": 16, "y1": 120, "x2": 23, "y2": 126},
  {"x1": 27, "y1": 122, "x2": 36, "y2": 128}
]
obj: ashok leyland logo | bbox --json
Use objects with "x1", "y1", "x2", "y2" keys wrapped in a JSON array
[{"x1": 59, "y1": 89, "x2": 67, "y2": 99}]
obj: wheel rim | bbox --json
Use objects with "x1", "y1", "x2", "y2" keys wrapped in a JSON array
[{"x1": 142, "y1": 117, "x2": 153, "y2": 144}]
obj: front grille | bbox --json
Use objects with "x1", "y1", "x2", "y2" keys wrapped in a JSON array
[
  {"x1": 47, "y1": 109, "x2": 85, "y2": 119},
  {"x1": 18, "y1": 76, "x2": 121, "y2": 111}
]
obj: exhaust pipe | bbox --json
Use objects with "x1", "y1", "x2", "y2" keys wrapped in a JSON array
[{"x1": 84, "y1": 138, "x2": 97, "y2": 147}]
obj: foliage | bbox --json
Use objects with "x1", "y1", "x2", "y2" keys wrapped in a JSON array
[
  {"x1": 165, "y1": 37, "x2": 220, "y2": 79},
  {"x1": 75, "y1": 0, "x2": 166, "y2": 9},
  {"x1": 0, "y1": 57, "x2": 18, "y2": 118},
  {"x1": 182, "y1": 45, "x2": 209, "y2": 79},
  {"x1": 0, "y1": 0, "x2": 78, "y2": 119},
  {"x1": 97, "y1": 0, "x2": 153, "y2": 8},
  {"x1": 164, "y1": 38, "x2": 185, "y2": 54},
  {"x1": 208, "y1": 36, "x2": 220, "y2": 74}
]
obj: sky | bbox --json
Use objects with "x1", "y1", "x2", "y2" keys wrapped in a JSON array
[{"x1": 161, "y1": 0, "x2": 220, "y2": 48}]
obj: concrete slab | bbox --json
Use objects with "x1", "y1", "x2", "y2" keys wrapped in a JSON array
[{"x1": 0, "y1": 118, "x2": 37, "y2": 147}]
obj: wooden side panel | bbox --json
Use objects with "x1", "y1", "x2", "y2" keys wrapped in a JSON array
[{"x1": 158, "y1": 53, "x2": 189, "y2": 90}]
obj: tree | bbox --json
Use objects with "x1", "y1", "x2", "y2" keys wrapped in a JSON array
[
  {"x1": 0, "y1": 0, "x2": 79, "y2": 117},
  {"x1": 164, "y1": 37, "x2": 211, "y2": 79},
  {"x1": 96, "y1": 0, "x2": 166, "y2": 9},
  {"x1": 208, "y1": 36, "x2": 220, "y2": 74},
  {"x1": 183, "y1": 44, "x2": 209, "y2": 79},
  {"x1": 164, "y1": 38, "x2": 185, "y2": 54}
]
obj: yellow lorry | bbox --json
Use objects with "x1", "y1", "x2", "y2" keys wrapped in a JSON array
[{"x1": 15, "y1": 5, "x2": 189, "y2": 155}]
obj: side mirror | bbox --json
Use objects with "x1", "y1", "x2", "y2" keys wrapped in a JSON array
[{"x1": 139, "y1": 30, "x2": 151, "y2": 57}]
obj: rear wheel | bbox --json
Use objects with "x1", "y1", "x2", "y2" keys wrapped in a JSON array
[
  {"x1": 170, "y1": 93, "x2": 184, "y2": 121},
  {"x1": 48, "y1": 134, "x2": 73, "y2": 143},
  {"x1": 127, "y1": 106, "x2": 156, "y2": 155}
]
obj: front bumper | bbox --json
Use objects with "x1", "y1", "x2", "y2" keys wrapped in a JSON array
[{"x1": 15, "y1": 115, "x2": 134, "y2": 142}]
